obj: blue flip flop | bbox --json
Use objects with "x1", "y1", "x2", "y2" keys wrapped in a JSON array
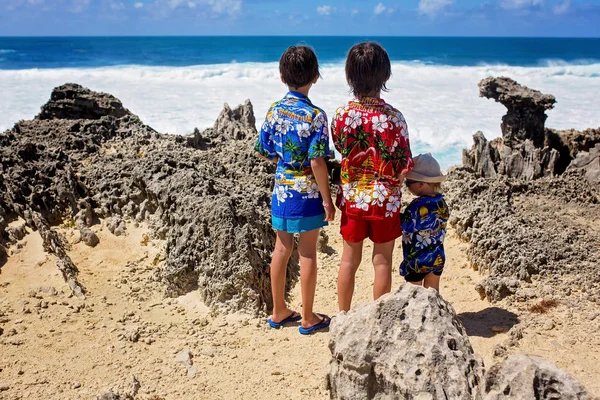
[
  {"x1": 298, "y1": 314, "x2": 331, "y2": 335},
  {"x1": 267, "y1": 311, "x2": 302, "y2": 329}
]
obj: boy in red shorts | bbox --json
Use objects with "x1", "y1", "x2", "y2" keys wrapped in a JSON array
[{"x1": 332, "y1": 42, "x2": 413, "y2": 311}]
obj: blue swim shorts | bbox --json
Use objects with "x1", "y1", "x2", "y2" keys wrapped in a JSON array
[{"x1": 272, "y1": 214, "x2": 327, "y2": 233}]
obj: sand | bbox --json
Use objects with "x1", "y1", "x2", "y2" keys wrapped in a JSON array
[{"x1": 1, "y1": 218, "x2": 599, "y2": 399}]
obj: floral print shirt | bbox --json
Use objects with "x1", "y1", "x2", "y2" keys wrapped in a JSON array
[
  {"x1": 400, "y1": 194, "x2": 450, "y2": 275},
  {"x1": 332, "y1": 97, "x2": 413, "y2": 220},
  {"x1": 254, "y1": 91, "x2": 330, "y2": 219}
]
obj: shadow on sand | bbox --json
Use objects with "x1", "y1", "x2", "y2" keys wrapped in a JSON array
[{"x1": 458, "y1": 307, "x2": 520, "y2": 338}]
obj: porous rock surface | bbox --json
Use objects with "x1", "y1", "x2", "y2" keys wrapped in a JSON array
[
  {"x1": 454, "y1": 77, "x2": 600, "y2": 302},
  {"x1": 483, "y1": 354, "x2": 587, "y2": 400},
  {"x1": 328, "y1": 286, "x2": 589, "y2": 399},
  {"x1": 327, "y1": 284, "x2": 485, "y2": 399},
  {"x1": 0, "y1": 83, "x2": 296, "y2": 313}
]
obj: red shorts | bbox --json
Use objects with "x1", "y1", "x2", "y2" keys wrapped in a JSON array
[{"x1": 340, "y1": 212, "x2": 401, "y2": 244}]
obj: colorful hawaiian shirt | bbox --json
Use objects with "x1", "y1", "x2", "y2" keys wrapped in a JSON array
[
  {"x1": 400, "y1": 194, "x2": 450, "y2": 276},
  {"x1": 254, "y1": 91, "x2": 330, "y2": 219},
  {"x1": 332, "y1": 97, "x2": 413, "y2": 220}
]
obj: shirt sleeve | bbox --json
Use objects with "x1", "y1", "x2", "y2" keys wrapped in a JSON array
[
  {"x1": 308, "y1": 111, "x2": 330, "y2": 160},
  {"x1": 401, "y1": 201, "x2": 419, "y2": 234},
  {"x1": 254, "y1": 111, "x2": 277, "y2": 160},
  {"x1": 393, "y1": 113, "x2": 414, "y2": 176}
]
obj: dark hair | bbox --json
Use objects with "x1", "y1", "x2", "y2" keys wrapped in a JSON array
[
  {"x1": 345, "y1": 42, "x2": 391, "y2": 98},
  {"x1": 279, "y1": 45, "x2": 320, "y2": 89}
]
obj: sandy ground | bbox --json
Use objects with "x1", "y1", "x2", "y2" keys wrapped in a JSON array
[{"x1": 1, "y1": 217, "x2": 599, "y2": 399}]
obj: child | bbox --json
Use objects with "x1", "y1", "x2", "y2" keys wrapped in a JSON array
[
  {"x1": 332, "y1": 42, "x2": 413, "y2": 312},
  {"x1": 254, "y1": 45, "x2": 335, "y2": 334},
  {"x1": 400, "y1": 153, "x2": 450, "y2": 290}
]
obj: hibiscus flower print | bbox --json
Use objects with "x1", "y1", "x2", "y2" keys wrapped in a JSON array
[
  {"x1": 307, "y1": 183, "x2": 320, "y2": 199},
  {"x1": 275, "y1": 118, "x2": 293, "y2": 136},
  {"x1": 274, "y1": 185, "x2": 289, "y2": 204},
  {"x1": 293, "y1": 177, "x2": 308, "y2": 192},
  {"x1": 371, "y1": 114, "x2": 389, "y2": 133},
  {"x1": 416, "y1": 231, "x2": 433, "y2": 249},
  {"x1": 345, "y1": 110, "x2": 362, "y2": 129},
  {"x1": 385, "y1": 195, "x2": 400, "y2": 217},
  {"x1": 313, "y1": 112, "x2": 326, "y2": 132},
  {"x1": 342, "y1": 183, "x2": 356, "y2": 201},
  {"x1": 354, "y1": 191, "x2": 371, "y2": 211},
  {"x1": 296, "y1": 122, "x2": 311, "y2": 141},
  {"x1": 371, "y1": 182, "x2": 388, "y2": 207}
]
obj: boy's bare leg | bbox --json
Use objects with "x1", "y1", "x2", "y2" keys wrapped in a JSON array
[
  {"x1": 372, "y1": 240, "x2": 395, "y2": 300},
  {"x1": 423, "y1": 272, "x2": 441, "y2": 291},
  {"x1": 338, "y1": 240, "x2": 364, "y2": 312},
  {"x1": 270, "y1": 230, "x2": 295, "y2": 322},
  {"x1": 298, "y1": 229, "x2": 323, "y2": 328}
]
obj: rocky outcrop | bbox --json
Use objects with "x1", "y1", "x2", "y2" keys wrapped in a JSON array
[
  {"x1": 327, "y1": 285, "x2": 485, "y2": 399},
  {"x1": 478, "y1": 76, "x2": 556, "y2": 148},
  {"x1": 328, "y1": 285, "x2": 589, "y2": 399},
  {"x1": 484, "y1": 355, "x2": 587, "y2": 400},
  {"x1": 0, "y1": 83, "x2": 296, "y2": 314},
  {"x1": 464, "y1": 77, "x2": 600, "y2": 183},
  {"x1": 445, "y1": 166, "x2": 600, "y2": 302}
]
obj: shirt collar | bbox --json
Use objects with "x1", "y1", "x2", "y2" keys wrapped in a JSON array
[
  {"x1": 286, "y1": 91, "x2": 310, "y2": 101},
  {"x1": 355, "y1": 96, "x2": 386, "y2": 106}
]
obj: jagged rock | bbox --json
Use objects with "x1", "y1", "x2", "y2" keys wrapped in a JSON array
[
  {"x1": 462, "y1": 132, "x2": 498, "y2": 179},
  {"x1": 568, "y1": 143, "x2": 600, "y2": 185},
  {"x1": 0, "y1": 83, "x2": 298, "y2": 313},
  {"x1": 327, "y1": 285, "x2": 485, "y2": 399},
  {"x1": 483, "y1": 355, "x2": 587, "y2": 399},
  {"x1": 479, "y1": 76, "x2": 555, "y2": 148},
  {"x1": 79, "y1": 226, "x2": 99, "y2": 247},
  {"x1": 106, "y1": 216, "x2": 126, "y2": 237},
  {"x1": 445, "y1": 167, "x2": 599, "y2": 302}
]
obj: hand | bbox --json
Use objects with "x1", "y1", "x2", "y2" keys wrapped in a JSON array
[
  {"x1": 323, "y1": 202, "x2": 336, "y2": 221},
  {"x1": 397, "y1": 173, "x2": 406, "y2": 185}
]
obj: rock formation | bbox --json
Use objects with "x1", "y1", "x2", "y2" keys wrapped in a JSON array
[
  {"x1": 327, "y1": 285, "x2": 485, "y2": 399},
  {"x1": 0, "y1": 83, "x2": 297, "y2": 313},
  {"x1": 454, "y1": 77, "x2": 600, "y2": 302},
  {"x1": 328, "y1": 285, "x2": 589, "y2": 399}
]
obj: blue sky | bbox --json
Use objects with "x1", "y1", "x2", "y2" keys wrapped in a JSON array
[{"x1": 1, "y1": 0, "x2": 599, "y2": 36}]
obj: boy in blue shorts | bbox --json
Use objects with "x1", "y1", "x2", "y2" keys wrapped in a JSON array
[
  {"x1": 400, "y1": 153, "x2": 450, "y2": 291},
  {"x1": 255, "y1": 45, "x2": 335, "y2": 334}
]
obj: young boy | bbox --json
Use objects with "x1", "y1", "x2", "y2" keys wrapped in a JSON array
[
  {"x1": 400, "y1": 153, "x2": 449, "y2": 290},
  {"x1": 332, "y1": 42, "x2": 413, "y2": 312},
  {"x1": 255, "y1": 45, "x2": 335, "y2": 334}
]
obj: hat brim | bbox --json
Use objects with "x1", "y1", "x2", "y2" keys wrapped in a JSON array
[{"x1": 405, "y1": 171, "x2": 446, "y2": 183}]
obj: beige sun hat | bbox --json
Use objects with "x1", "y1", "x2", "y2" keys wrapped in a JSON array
[{"x1": 405, "y1": 153, "x2": 445, "y2": 183}]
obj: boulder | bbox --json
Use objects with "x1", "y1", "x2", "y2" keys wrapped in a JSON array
[
  {"x1": 483, "y1": 355, "x2": 587, "y2": 399},
  {"x1": 327, "y1": 285, "x2": 485, "y2": 399}
]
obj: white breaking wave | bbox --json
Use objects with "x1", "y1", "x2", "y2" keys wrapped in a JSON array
[{"x1": 1, "y1": 61, "x2": 599, "y2": 168}]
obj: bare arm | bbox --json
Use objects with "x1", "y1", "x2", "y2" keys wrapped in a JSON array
[{"x1": 310, "y1": 157, "x2": 335, "y2": 221}]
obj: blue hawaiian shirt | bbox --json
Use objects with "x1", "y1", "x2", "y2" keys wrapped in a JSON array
[
  {"x1": 254, "y1": 91, "x2": 330, "y2": 219},
  {"x1": 400, "y1": 194, "x2": 450, "y2": 276}
]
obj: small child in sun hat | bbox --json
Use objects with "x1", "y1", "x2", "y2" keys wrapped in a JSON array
[{"x1": 400, "y1": 153, "x2": 450, "y2": 291}]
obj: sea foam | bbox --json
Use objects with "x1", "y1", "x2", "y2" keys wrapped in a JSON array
[{"x1": 1, "y1": 62, "x2": 599, "y2": 168}]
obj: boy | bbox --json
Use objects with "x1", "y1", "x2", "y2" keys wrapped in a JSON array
[
  {"x1": 255, "y1": 45, "x2": 334, "y2": 334},
  {"x1": 332, "y1": 42, "x2": 413, "y2": 312},
  {"x1": 401, "y1": 153, "x2": 449, "y2": 291}
]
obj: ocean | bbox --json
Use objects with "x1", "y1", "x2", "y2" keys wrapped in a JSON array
[{"x1": 1, "y1": 36, "x2": 599, "y2": 168}]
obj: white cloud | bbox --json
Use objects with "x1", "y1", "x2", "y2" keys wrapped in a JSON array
[
  {"x1": 208, "y1": 0, "x2": 241, "y2": 16},
  {"x1": 134, "y1": 2, "x2": 143, "y2": 8},
  {"x1": 69, "y1": 0, "x2": 90, "y2": 13},
  {"x1": 374, "y1": 2, "x2": 386, "y2": 15},
  {"x1": 110, "y1": 1, "x2": 125, "y2": 10},
  {"x1": 418, "y1": 0, "x2": 453, "y2": 16},
  {"x1": 317, "y1": 5, "x2": 332, "y2": 15},
  {"x1": 351, "y1": 8, "x2": 359, "y2": 16},
  {"x1": 500, "y1": 0, "x2": 543, "y2": 9},
  {"x1": 27, "y1": 0, "x2": 45, "y2": 5},
  {"x1": 187, "y1": 1, "x2": 196, "y2": 8},
  {"x1": 553, "y1": 0, "x2": 569, "y2": 14}
]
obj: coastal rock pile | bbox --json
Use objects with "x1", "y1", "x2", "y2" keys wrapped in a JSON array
[
  {"x1": 328, "y1": 285, "x2": 588, "y2": 399},
  {"x1": 450, "y1": 77, "x2": 600, "y2": 302},
  {"x1": 327, "y1": 285, "x2": 485, "y2": 399},
  {"x1": 0, "y1": 83, "x2": 296, "y2": 313}
]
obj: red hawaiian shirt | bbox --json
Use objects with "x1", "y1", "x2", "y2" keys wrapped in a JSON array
[{"x1": 332, "y1": 97, "x2": 413, "y2": 220}]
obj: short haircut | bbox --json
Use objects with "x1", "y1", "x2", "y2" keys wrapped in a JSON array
[
  {"x1": 429, "y1": 182, "x2": 443, "y2": 193},
  {"x1": 345, "y1": 42, "x2": 391, "y2": 98},
  {"x1": 279, "y1": 45, "x2": 320, "y2": 89}
]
